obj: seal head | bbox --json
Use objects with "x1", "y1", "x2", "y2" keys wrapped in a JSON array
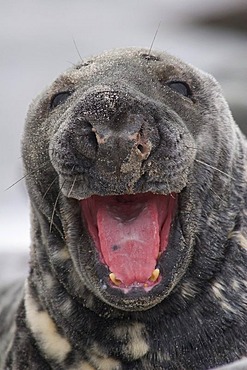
[{"x1": 22, "y1": 48, "x2": 246, "y2": 312}]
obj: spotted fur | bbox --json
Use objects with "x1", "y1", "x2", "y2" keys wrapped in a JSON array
[{"x1": 1, "y1": 48, "x2": 247, "y2": 369}]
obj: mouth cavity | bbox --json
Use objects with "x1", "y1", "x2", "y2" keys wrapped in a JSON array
[{"x1": 80, "y1": 192, "x2": 177, "y2": 291}]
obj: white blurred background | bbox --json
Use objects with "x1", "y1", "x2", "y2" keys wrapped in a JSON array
[{"x1": 1, "y1": 0, "x2": 246, "y2": 283}]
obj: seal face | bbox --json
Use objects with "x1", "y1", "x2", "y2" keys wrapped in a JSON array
[
  {"x1": 26, "y1": 49, "x2": 201, "y2": 311},
  {"x1": 1, "y1": 48, "x2": 247, "y2": 369}
]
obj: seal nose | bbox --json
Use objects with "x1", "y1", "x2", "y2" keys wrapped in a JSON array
[
  {"x1": 92, "y1": 113, "x2": 152, "y2": 175},
  {"x1": 130, "y1": 130, "x2": 151, "y2": 160},
  {"x1": 93, "y1": 119, "x2": 151, "y2": 160},
  {"x1": 77, "y1": 89, "x2": 153, "y2": 175}
]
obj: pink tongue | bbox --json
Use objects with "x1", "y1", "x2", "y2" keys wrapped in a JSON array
[{"x1": 97, "y1": 200, "x2": 160, "y2": 285}]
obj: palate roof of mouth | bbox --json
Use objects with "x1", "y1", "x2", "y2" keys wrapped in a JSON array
[{"x1": 80, "y1": 192, "x2": 177, "y2": 287}]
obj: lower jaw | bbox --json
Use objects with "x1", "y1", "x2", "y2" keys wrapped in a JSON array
[
  {"x1": 108, "y1": 271, "x2": 162, "y2": 293},
  {"x1": 97, "y1": 275, "x2": 171, "y2": 312}
]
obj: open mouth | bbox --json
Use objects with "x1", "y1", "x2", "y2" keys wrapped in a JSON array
[{"x1": 80, "y1": 192, "x2": 177, "y2": 292}]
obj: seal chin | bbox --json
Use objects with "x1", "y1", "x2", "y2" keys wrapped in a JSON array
[{"x1": 80, "y1": 192, "x2": 177, "y2": 292}]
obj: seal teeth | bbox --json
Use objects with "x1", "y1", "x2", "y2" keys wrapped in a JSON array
[
  {"x1": 109, "y1": 273, "x2": 122, "y2": 286},
  {"x1": 149, "y1": 268, "x2": 160, "y2": 282}
]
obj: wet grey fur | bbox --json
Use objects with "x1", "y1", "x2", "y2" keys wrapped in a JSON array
[{"x1": 0, "y1": 48, "x2": 247, "y2": 369}]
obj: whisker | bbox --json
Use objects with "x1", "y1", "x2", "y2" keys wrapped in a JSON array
[
  {"x1": 5, "y1": 160, "x2": 51, "y2": 191},
  {"x1": 194, "y1": 159, "x2": 235, "y2": 181},
  {"x1": 66, "y1": 60, "x2": 77, "y2": 67},
  {"x1": 42, "y1": 176, "x2": 58, "y2": 201},
  {"x1": 148, "y1": 21, "x2": 161, "y2": 56},
  {"x1": 73, "y1": 38, "x2": 83, "y2": 62},
  {"x1": 208, "y1": 187, "x2": 224, "y2": 202},
  {"x1": 68, "y1": 175, "x2": 77, "y2": 198},
  {"x1": 5, "y1": 174, "x2": 29, "y2": 191},
  {"x1": 50, "y1": 179, "x2": 66, "y2": 233}
]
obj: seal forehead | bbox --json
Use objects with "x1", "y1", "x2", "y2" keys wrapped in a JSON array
[
  {"x1": 90, "y1": 47, "x2": 177, "y2": 65},
  {"x1": 55, "y1": 48, "x2": 195, "y2": 88},
  {"x1": 48, "y1": 48, "x2": 214, "y2": 103},
  {"x1": 80, "y1": 48, "x2": 190, "y2": 76}
]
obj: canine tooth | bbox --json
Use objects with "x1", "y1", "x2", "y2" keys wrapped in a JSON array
[
  {"x1": 149, "y1": 268, "x2": 160, "y2": 282},
  {"x1": 109, "y1": 273, "x2": 122, "y2": 286}
]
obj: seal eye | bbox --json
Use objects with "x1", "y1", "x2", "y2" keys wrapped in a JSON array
[
  {"x1": 50, "y1": 91, "x2": 71, "y2": 109},
  {"x1": 167, "y1": 81, "x2": 192, "y2": 98}
]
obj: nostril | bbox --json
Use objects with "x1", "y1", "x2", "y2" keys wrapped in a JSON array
[
  {"x1": 72, "y1": 120, "x2": 99, "y2": 158},
  {"x1": 88, "y1": 130, "x2": 98, "y2": 150},
  {"x1": 84, "y1": 120, "x2": 94, "y2": 129},
  {"x1": 81, "y1": 121, "x2": 98, "y2": 150},
  {"x1": 137, "y1": 144, "x2": 144, "y2": 154},
  {"x1": 136, "y1": 142, "x2": 151, "y2": 160}
]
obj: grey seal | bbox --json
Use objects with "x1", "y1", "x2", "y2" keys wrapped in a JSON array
[{"x1": 0, "y1": 48, "x2": 247, "y2": 370}]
